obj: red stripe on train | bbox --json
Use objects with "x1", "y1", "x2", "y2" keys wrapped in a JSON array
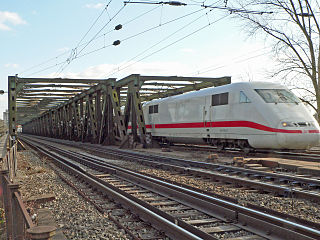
[
  {"x1": 308, "y1": 130, "x2": 320, "y2": 133},
  {"x1": 149, "y1": 121, "x2": 316, "y2": 134}
]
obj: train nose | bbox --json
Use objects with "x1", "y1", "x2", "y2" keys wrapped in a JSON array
[{"x1": 276, "y1": 122, "x2": 320, "y2": 149}]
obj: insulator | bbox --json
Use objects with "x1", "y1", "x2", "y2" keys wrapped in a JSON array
[
  {"x1": 115, "y1": 24, "x2": 122, "y2": 30},
  {"x1": 113, "y1": 40, "x2": 121, "y2": 46},
  {"x1": 168, "y1": 1, "x2": 186, "y2": 6}
]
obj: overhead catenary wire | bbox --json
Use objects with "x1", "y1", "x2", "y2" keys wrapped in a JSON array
[
  {"x1": 77, "y1": 6, "x2": 211, "y2": 67},
  {"x1": 55, "y1": 1, "x2": 131, "y2": 76},
  {"x1": 27, "y1": 61, "x2": 67, "y2": 77},
  {"x1": 189, "y1": 46, "x2": 273, "y2": 76},
  {"x1": 106, "y1": 13, "x2": 230, "y2": 78},
  {"x1": 20, "y1": 4, "x2": 160, "y2": 76},
  {"x1": 105, "y1": 8, "x2": 215, "y2": 77},
  {"x1": 121, "y1": 7, "x2": 205, "y2": 42},
  {"x1": 21, "y1": 0, "x2": 114, "y2": 77},
  {"x1": 42, "y1": 5, "x2": 208, "y2": 77},
  {"x1": 60, "y1": 0, "x2": 268, "y2": 72},
  {"x1": 75, "y1": 0, "x2": 113, "y2": 50},
  {"x1": 24, "y1": 4, "x2": 199, "y2": 77},
  {"x1": 22, "y1": 0, "x2": 250, "y2": 78},
  {"x1": 76, "y1": 2, "x2": 130, "y2": 57},
  {"x1": 190, "y1": 50, "x2": 272, "y2": 76},
  {"x1": 20, "y1": 1, "x2": 226, "y2": 76},
  {"x1": 19, "y1": 50, "x2": 70, "y2": 75},
  {"x1": 49, "y1": 5, "x2": 230, "y2": 78},
  {"x1": 124, "y1": 1, "x2": 273, "y2": 14},
  {"x1": 102, "y1": 1, "x2": 273, "y2": 78}
]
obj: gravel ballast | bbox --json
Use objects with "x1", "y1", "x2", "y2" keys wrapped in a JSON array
[
  {"x1": 16, "y1": 137, "x2": 320, "y2": 239},
  {"x1": 16, "y1": 150, "x2": 130, "y2": 240},
  {"x1": 93, "y1": 151, "x2": 320, "y2": 224}
]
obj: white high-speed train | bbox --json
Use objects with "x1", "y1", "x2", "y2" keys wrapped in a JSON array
[{"x1": 143, "y1": 82, "x2": 320, "y2": 150}]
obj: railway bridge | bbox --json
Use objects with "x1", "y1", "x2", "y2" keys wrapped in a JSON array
[
  {"x1": 4, "y1": 75, "x2": 320, "y2": 240},
  {"x1": 8, "y1": 74, "x2": 231, "y2": 148}
]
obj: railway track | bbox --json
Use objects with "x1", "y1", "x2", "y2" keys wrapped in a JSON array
[
  {"x1": 50, "y1": 163, "x2": 168, "y2": 240},
  {"x1": 21, "y1": 135, "x2": 320, "y2": 202},
  {"x1": 170, "y1": 143, "x2": 320, "y2": 163},
  {"x1": 20, "y1": 135, "x2": 320, "y2": 240}
]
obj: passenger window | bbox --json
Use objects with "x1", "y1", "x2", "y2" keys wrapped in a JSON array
[
  {"x1": 212, "y1": 92, "x2": 229, "y2": 106},
  {"x1": 149, "y1": 105, "x2": 158, "y2": 114},
  {"x1": 149, "y1": 105, "x2": 153, "y2": 114},
  {"x1": 220, "y1": 92, "x2": 228, "y2": 105},
  {"x1": 212, "y1": 94, "x2": 220, "y2": 106},
  {"x1": 239, "y1": 91, "x2": 251, "y2": 103},
  {"x1": 153, "y1": 105, "x2": 158, "y2": 113}
]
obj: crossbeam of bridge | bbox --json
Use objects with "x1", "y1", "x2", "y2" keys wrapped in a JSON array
[{"x1": 9, "y1": 74, "x2": 231, "y2": 148}]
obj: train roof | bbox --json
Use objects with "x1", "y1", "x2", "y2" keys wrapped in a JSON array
[{"x1": 144, "y1": 81, "x2": 287, "y2": 105}]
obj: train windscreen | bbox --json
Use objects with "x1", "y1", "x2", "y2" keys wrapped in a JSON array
[{"x1": 255, "y1": 89, "x2": 300, "y2": 103}]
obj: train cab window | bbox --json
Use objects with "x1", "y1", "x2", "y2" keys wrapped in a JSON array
[
  {"x1": 239, "y1": 91, "x2": 251, "y2": 103},
  {"x1": 149, "y1": 105, "x2": 159, "y2": 114},
  {"x1": 212, "y1": 92, "x2": 229, "y2": 106},
  {"x1": 255, "y1": 89, "x2": 300, "y2": 103}
]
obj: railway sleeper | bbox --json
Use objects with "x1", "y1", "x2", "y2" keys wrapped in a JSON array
[{"x1": 22, "y1": 136, "x2": 320, "y2": 240}]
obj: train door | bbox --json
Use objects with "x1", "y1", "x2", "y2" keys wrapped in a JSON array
[
  {"x1": 203, "y1": 96, "x2": 212, "y2": 128},
  {"x1": 152, "y1": 108, "x2": 158, "y2": 131},
  {"x1": 149, "y1": 113, "x2": 154, "y2": 132},
  {"x1": 148, "y1": 105, "x2": 154, "y2": 133}
]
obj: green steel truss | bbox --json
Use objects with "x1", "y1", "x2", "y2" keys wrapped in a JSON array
[{"x1": 10, "y1": 74, "x2": 231, "y2": 147}]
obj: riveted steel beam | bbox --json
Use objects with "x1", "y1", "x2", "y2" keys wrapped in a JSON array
[
  {"x1": 19, "y1": 74, "x2": 231, "y2": 148},
  {"x1": 22, "y1": 89, "x2": 83, "y2": 93},
  {"x1": 22, "y1": 84, "x2": 91, "y2": 89},
  {"x1": 129, "y1": 80, "x2": 147, "y2": 147},
  {"x1": 8, "y1": 76, "x2": 17, "y2": 147},
  {"x1": 17, "y1": 77, "x2": 106, "y2": 84}
]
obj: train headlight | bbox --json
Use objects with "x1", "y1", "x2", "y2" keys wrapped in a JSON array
[{"x1": 282, "y1": 122, "x2": 294, "y2": 127}]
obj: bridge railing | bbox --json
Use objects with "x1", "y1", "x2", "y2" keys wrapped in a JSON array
[
  {"x1": 0, "y1": 137, "x2": 56, "y2": 239},
  {"x1": 1, "y1": 135, "x2": 16, "y2": 181}
]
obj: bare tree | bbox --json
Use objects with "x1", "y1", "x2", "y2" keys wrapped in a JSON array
[{"x1": 231, "y1": 0, "x2": 320, "y2": 120}]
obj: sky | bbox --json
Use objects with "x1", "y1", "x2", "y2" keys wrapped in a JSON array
[{"x1": 0, "y1": 0, "x2": 278, "y2": 119}]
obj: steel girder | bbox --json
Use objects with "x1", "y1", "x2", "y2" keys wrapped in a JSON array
[
  {"x1": 16, "y1": 74, "x2": 231, "y2": 147},
  {"x1": 21, "y1": 80, "x2": 130, "y2": 146}
]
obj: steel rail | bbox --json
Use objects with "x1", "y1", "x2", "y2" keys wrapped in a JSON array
[
  {"x1": 21, "y1": 137, "x2": 222, "y2": 240},
  {"x1": 21, "y1": 134, "x2": 320, "y2": 200},
  {"x1": 170, "y1": 143, "x2": 320, "y2": 163},
  {"x1": 91, "y1": 146, "x2": 320, "y2": 196},
  {"x1": 58, "y1": 139, "x2": 320, "y2": 201},
  {"x1": 22, "y1": 137, "x2": 205, "y2": 240},
  {"x1": 36, "y1": 139, "x2": 320, "y2": 201},
  {"x1": 28, "y1": 135, "x2": 320, "y2": 185},
  {"x1": 49, "y1": 163, "x2": 153, "y2": 240},
  {"x1": 20, "y1": 135, "x2": 320, "y2": 240}
]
